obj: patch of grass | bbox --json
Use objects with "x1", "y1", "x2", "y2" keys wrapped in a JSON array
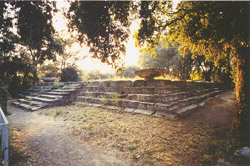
[
  {"x1": 88, "y1": 131, "x2": 95, "y2": 136},
  {"x1": 127, "y1": 144, "x2": 137, "y2": 151},
  {"x1": 9, "y1": 129, "x2": 39, "y2": 166},
  {"x1": 43, "y1": 105, "x2": 235, "y2": 166},
  {"x1": 201, "y1": 136, "x2": 241, "y2": 164}
]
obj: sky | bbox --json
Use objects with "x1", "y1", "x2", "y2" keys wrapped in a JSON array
[
  {"x1": 53, "y1": 1, "x2": 140, "y2": 73},
  {"x1": 52, "y1": 0, "x2": 180, "y2": 73}
]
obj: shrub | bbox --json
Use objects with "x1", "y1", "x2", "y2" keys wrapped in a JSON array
[{"x1": 60, "y1": 66, "x2": 81, "y2": 82}]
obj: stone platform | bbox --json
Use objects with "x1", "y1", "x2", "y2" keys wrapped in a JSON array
[{"x1": 76, "y1": 80, "x2": 224, "y2": 119}]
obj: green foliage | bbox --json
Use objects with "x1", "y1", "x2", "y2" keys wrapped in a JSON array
[
  {"x1": 82, "y1": 70, "x2": 114, "y2": 81},
  {"x1": 60, "y1": 66, "x2": 81, "y2": 82},
  {"x1": 202, "y1": 137, "x2": 241, "y2": 164},
  {"x1": 138, "y1": 43, "x2": 177, "y2": 69},
  {"x1": 15, "y1": 1, "x2": 59, "y2": 82},
  {"x1": 39, "y1": 64, "x2": 59, "y2": 78},
  {"x1": 116, "y1": 66, "x2": 139, "y2": 78},
  {"x1": 54, "y1": 37, "x2": 81, "y2": 71},
  {"x1": 67, "y1": 1, "x2": 132, "y2": 69},
  {"x1": 190, "y1": 71, "x2": 203, "y2": 81},
  {"x1": 8, "y1": 76, "x2": 23, "y2": 97}
]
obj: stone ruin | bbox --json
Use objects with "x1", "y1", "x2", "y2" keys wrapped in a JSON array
[
  {"x1": 76, "y1": 79, "x2": 224, "y2": 119},
  {"x1": 12, "y1": 79, "x2": 225, "y2": 119}
]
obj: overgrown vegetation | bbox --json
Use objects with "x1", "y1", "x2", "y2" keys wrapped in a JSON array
[
  {"x1": 60, "y1": 66, "x2": 81, "y2": 82},
  {"x1": 41, "y1": 105, "x2": 248, "y2": 166}
]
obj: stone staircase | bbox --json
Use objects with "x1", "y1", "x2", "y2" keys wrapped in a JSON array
[
  {"x1": 12, "y1": 82, "x2": 83, "y2": 111},
  {"x1": 76, "y1": 80, "x2": 224, "y2": 119}
]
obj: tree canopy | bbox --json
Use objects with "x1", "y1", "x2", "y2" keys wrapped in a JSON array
[
  {"x1": 67, "y1": 1, "x2": 132, "y2": 68},
  {"x1": 67, "y1": 1, "x2": 250, "y2": 146}
]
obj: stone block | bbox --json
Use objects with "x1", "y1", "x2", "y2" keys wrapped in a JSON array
[
  {"x1": 168, "y1": 102, "x2": 179, "y2": 111},
  {"x1": 146, "y1": 103, "x2": 155, "y2": 110},
  {"x1": 144, "y1": 80, "x2": 172, "y2": 87},
  {"x1": 127, "y1": 101, "x2": 139, "y2": 108},
  {"x1": 121, "y1": 100, "x2": 129, "y2": 107},
  {"x1": 138, "y1": 102, "x2": 148, "y2": 109},
  {"x1": 153, "y1": 111, "x2": 178, "y2": 119},
  {"x1": 138, "y1": 87, "x2": 154, "y2": 94},
  {"x1": 173, "y1": 104, "x2": 198, "y2": 115},
  {"x1": 154, "y1": 103, "x2": 170, "y2": 112},
  {"x1": 128, "y1": 87, "x2": 138, "y2": 94},
  {"x1": 154, "y1": 87, "x2": 172, "y2": 94},
  {"x1": 133, "y1": 80, "x2": 145, "y2": 87},
  {"x1": 153, "y1": 95, "x2": 164, "y2": 102},
  {"x1": 125, "y1": 108, "x2": 135, "y2": 113},
  {"x1": 139, "y1": 94, "x2": 153, "y2": 102},
  {"x1": 134, "y1": 109, "x2": 155, "y2": 115}
]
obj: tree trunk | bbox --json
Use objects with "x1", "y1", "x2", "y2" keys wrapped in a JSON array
[
  {"x1": 22, "y1": 66, "x2": 29, "y2": 89},
  {"x1": 232, "y1": 47, "x2": 250, "y2": 146}
]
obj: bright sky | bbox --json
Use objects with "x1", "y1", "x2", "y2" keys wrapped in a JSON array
[
  {"x1": 53, "y1": 1, "x2": 140, "y2": 73},
  {"x1": 53, "y1": 0, "x2": 180, "y2": 73}
]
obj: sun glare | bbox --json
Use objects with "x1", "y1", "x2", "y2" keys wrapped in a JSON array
[{"x1": 52, "y1": 2, "x2": 157, "y2": 73}]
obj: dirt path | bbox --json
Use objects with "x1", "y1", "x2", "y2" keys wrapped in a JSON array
[
  {"x1": 184, "y1": 89, "x2": 235, "y2": 128},
  {"x1": 8, "y1": 103, "x2": 130, "y2": 166}
]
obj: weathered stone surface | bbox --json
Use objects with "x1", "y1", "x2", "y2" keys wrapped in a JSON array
[
  {"x1": 173, "y1": 104, "x2": 198, "y2": 115},
  {"x1": 153, "y1": 111, "x2": 178, "y2": 119},
  {"x1": 77, "y1": 80, "x2": 224, "y2": 118},
  {"x1": 12, "y1": 82, "x2": 82, "y2": 111},
  {"x1": 134, "y1": 68, "x2": 166, "y2": 80},
  {"x1": 138, "y1": 102, "x2": 148, "y2": 109},
  {"x1": 154, "y1": 103, "x2": 170, "y2": 112},
  {"x1": 125, "y1": 108, "x2": 135, "y2": 113},
  {"x1": 111, "y1": 80, "x2": 132, "y2": 87},
  {"x1": 134, "y1": 109, "x2": 155, "y2": 115},
  {"x1": 133, "y1": 80, "x2": 145, "y2": 87},
  {"x1": 145, "y1": 80, "x2": 172, "y2": 87},
  {"x1": 126, "y1": 101, "x2": 139, "y2": 108}
]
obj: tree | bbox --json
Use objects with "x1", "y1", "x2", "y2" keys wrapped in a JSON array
[
  {"x1": 68, "y1": 1, "x2": 250, "y2": 145},
  {"x1": 0, "y1": 1, "x2": 17, "y2": 81},
  {"x1": 0, "y1": 2, "x2": 34, "y2": 96},
  {"x1": 60, "y1": 66, "x2": 81, "y2": 82},
  {"x1": 53, "y1": 37, "x2": 81, "y2": 71},
  {"x1": 67, "y1": 1, "x2": 132, "y2": 69},
  {"x1": 15, "y1": 1, "x2": 59, "y2": 83},
  {"x1": 138, "y1": 42, "x2": 176, "y2": 69},
  {"x1": 136, "y1": 1, "x2": 250, "y2": 145},
  {"x1": 116, "y1": 65, "x2": 139, "y2": 78}
]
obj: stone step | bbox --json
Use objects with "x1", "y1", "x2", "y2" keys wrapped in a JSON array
[
  {"x1": 127, "y1": 92, "x2": 186, "y2": 103},
  {"x1": 26, "y1": 96, "x2": 59, "y2": 104},
  {"x1": 81, "y1": 86, "x2": 182, "y2": 94},
  {"x1": 79, "y1": 88, "x2": 220, "y2": 104},
  {"x1": 39, "y1": 94, "x2": 64, "y2": 99},
  {"x1": 74, "y1": 101, "x2": 178, "y2": 119},
  {"x1": 12, "y1": 102, "x2": 43, "y2": 111},
  {"x1": 81, "y1": 86, "x2": 119, "y2": 92},
  {"x1": 53, "y1": 89, "x2": 77, "y2": 92},
  {"x1": 79, "y1": 91, "x2": 127, "y2": 99},
  {"x1": 77, "y1": 89, "x2": 223, "y2": 114},
  {"x1": 17, "y1": 99, "x2": 48, "y2": 107},
  {"x1": 46, "y1": 91, "x2": 70, "y2": 95},
  {"x1": 31, "y1": 85, "x2": 53, "y2": 90},
  {"x1": 83, "y1": 81, "x2": 133, "y2": 88}
]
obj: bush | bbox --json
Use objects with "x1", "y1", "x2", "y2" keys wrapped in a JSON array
[
  {"x1": 60, "y1": 67, "x2": 81, "y2": 82},
  {"x1": 8, "y1": 76, "x2": 22, "y2": 97}
]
